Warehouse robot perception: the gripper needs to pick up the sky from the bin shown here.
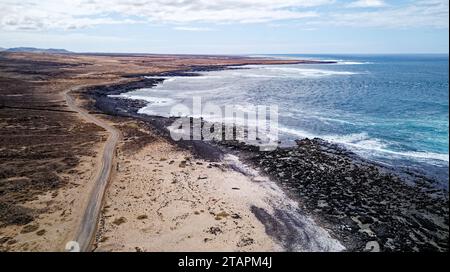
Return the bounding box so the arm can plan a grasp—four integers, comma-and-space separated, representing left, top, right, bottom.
0, 0, 448, 54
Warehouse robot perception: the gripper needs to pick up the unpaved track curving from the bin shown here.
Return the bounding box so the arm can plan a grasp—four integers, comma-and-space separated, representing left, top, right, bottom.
65, 87, 119, 252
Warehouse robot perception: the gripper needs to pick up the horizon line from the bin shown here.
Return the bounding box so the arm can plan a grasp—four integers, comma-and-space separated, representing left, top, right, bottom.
1, 48, 449, 56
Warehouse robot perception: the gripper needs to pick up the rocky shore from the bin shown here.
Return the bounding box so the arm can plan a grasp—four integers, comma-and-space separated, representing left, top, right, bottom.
218, 139, 449, 252
85, 67, 449, 252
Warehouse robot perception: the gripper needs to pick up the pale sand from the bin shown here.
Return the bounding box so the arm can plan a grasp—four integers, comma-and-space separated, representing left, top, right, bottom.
94, 120, 344, 252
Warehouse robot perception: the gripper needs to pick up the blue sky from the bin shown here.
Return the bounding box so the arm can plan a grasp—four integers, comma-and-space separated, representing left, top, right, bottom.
0, 0, 448, 54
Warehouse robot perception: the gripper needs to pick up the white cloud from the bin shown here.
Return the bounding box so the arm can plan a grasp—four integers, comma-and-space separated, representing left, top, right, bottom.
328, 0, 449, 28
347, 0, 386, 8
0, 0, 447, 31
0, 0, 329, 30
173, 26, 214, 31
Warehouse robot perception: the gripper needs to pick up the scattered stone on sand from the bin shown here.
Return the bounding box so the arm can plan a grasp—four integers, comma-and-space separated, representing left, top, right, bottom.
231, 213, 242, 219
215, 211, 230, 220
137, 215, 148, 220
252, 177, 267, 183
6, 239, 17, 245
237, 237, 255, 247
20, 224, 39, 234
36, 229, 46, 236
113, 217, 127, 225
206, 226, 223, 235
0, 237, 11, 244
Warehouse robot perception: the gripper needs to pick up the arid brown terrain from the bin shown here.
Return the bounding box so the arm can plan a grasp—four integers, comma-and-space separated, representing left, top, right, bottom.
0, 52, 305, 251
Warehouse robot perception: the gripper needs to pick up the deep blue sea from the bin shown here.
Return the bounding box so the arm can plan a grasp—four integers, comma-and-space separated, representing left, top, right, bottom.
114, 54, 449, 187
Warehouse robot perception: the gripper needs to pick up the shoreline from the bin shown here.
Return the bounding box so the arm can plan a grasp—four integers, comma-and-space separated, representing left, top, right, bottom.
3, 52, 333, 252
86, 66, 448, 187
91, 120, 344, 251
0, 52, 447, 252
82, 66, 346, 252
85, 66, 449, 252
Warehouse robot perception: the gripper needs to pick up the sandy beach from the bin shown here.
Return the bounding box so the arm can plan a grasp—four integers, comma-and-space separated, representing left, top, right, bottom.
93, 117, 342, 252
95, 120, 281, 252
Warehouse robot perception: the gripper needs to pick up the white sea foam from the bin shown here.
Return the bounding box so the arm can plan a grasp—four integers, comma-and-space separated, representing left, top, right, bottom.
323, 133, 388, 151
184, 75, 224, 80
314, 59, 373, 65
325, 133, 448, 162
323, 59, 372, 65
322, 134, 447, 163
245, 56, 371, 65
230, 73, 280, 79
314, 116, 357, 125
278, 126, 318, 139
338, 61, 372, 65
142, 76, 177, 83
145, 65, 359, 84
392, 151, 449, 163
137, 107, 166, 117
260, 67, 359, 77
279, 128, 449, 164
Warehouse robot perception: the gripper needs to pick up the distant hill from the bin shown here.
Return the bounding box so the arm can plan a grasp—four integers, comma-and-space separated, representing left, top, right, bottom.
0, 47, 5, 52
4, 47, 72, 54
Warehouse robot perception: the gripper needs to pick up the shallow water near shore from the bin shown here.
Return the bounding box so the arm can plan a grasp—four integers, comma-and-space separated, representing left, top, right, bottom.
113, 54, 449, 188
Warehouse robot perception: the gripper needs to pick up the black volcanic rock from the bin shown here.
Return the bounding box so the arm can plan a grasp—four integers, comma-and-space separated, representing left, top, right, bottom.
233, 138, 449, 252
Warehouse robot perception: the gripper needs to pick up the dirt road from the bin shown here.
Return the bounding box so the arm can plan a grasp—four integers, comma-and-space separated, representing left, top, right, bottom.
64, 87, 120, 252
